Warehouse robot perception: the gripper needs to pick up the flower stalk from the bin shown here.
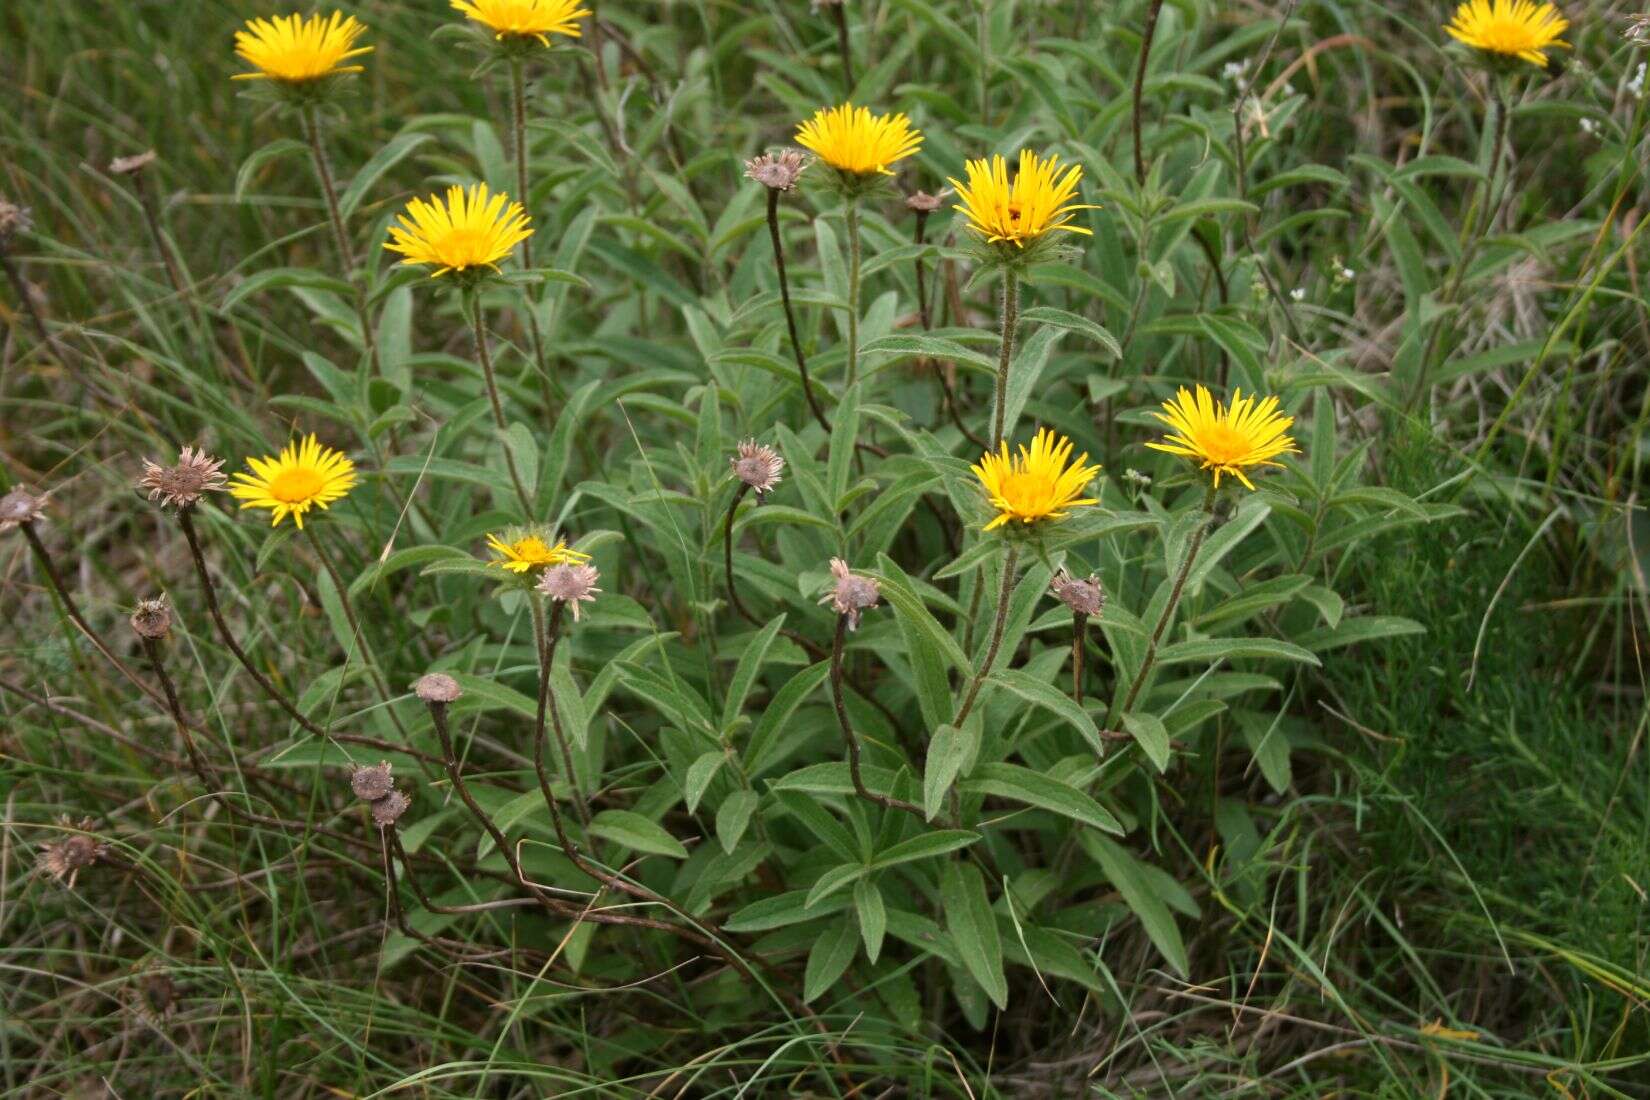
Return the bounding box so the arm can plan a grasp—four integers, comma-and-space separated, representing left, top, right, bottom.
302, 524, 411, 739
1131, 0, 1166, 186
508, 56, 554, 394
467, 294, 536, 516
533, 598, 590, 826
950, 544, 1020, 728
844, 195, 863, 388
989, 271, 1019, 449
299, 104, 382, 378
766, 187, 830, 432
830, 613, 922, 819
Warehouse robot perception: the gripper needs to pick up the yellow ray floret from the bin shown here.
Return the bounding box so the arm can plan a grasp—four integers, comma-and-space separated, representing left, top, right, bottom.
451, 0, 591, 44
383, 184, 533, 277
1146, 385, 1299, 490
972, 428, 1102, 531
794, 103, 923, 176
229, 435, 357, 529
233, 11, 372, 83
948, 150, 1096, 247
1444, 0, 1569, 67
485, 531, 591, 573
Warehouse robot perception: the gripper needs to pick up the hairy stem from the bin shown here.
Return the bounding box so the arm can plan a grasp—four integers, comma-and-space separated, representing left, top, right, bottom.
831, 615, 923, 819
990, 270, 1019, 450
844, 195, 862, 389
1131, 0, 1165, 186
303, 524, 410, 740
950, 544, 1020, 729
722, 482, 764, 628
1105, 483, 1217, 731
468, 296, 536, 516
768, 188, 831, 433
832, 3, 855, 92
535, 598, 590, 826
1072, 611, 1089, 705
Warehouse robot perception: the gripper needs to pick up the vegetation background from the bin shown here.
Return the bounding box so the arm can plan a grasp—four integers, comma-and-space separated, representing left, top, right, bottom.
2, 0, 1648, 1096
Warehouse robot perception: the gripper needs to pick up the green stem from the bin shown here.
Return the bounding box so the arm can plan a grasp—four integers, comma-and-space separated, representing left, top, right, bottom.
303, 524, 410, 741
845, 194, 862, 389
300, 105, 381, 378
950, 544, 1020, 729
468, 295, 535, 517
990, 270, 1019, 450
1104, 483, 1217, 732
831, 614, 923, 819
534, 598, 590, 827
1131, 0, 1166, 186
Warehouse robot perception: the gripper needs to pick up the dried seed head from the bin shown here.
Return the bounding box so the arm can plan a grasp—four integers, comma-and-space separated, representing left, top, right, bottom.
129, 596, 173, 640
135, 969, 178, 1023
1628, 14, 1650, 43
371, 789, 412, 828
0, 486, 48, 532
109, 150, 158, 176
731, 439, 785, 496
0, 199, 31, 244
350, 761, 395, 802
38, 817, 109, 888
1049, 569, 1105, 618
821, 558, 879, 630
413, 672, 463, 704
745, 149, 808, 192
138, 446, 227, 510
537, 562, 602, 621
905, 189, 945, 213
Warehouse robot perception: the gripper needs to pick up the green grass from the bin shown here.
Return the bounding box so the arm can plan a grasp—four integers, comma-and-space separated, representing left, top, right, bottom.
4, 0, 1649, 1096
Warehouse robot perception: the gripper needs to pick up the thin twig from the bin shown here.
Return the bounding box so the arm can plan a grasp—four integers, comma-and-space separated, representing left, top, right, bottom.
830, 615, 923, 819
951, 544, 1020, 728
767, 188, 831, 433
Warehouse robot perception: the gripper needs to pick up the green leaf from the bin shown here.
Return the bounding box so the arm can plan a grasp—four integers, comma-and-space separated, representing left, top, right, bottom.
872, 553, 971, 675
1081, 834, 1189, 976
1295, 616, 1425, 652
744, 662, 830, 779
855, 879, 887, 964
587, 810, 688, 859
803, 918, 859, 1004
339, 131, 431, 219
1154, 637, 1322, 668
715, 789, 760, 854
684, 751, 725, 814
806, 863, 866, 909
223, 268, 354, 313
234, 138, 306, 204
1018, 305, 1121, 359
1121, 713, 1171, 772
924, 724, 973, 822
870, 828, 980, 870
725, 889, 848, 932
959, 762, 1124, 833
721, 615, 785, 730
987, 669, 1101, 752
942, 862, 1008, 1010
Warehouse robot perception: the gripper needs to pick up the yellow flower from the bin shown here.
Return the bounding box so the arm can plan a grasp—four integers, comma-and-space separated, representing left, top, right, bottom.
1146, 385, 1298, 490
229, 435, 357, 528
232, 11, 371, 84
972, 428, 1101, 531
485, 531, 591, 573
451, 0, 591, 45
383, 184, 533, 278
1444, 0, 1569, 68
947, 150, 1096, 247
794, 103, 922, 177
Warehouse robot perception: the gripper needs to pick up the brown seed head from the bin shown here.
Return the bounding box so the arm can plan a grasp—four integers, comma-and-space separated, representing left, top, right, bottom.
0, 199, 31, 243
109, 150, 159, 176
905, 189, 945, 213
38, 817, 109, 888
413, 672, 463, 704
371, 789, 412, 828
130, 596, 173, 640
1049, 569, 1105, 618
350, 761, 395, 802
537, 562, 602, 621
0, 486, 48, 532
821, 557, 880, 630
744, 149, 808, 192
731, 439, 785, 496
138, 445, 227, 510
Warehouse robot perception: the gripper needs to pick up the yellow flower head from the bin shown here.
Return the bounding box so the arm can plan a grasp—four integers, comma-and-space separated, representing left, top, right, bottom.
1146, 385, 1299, 490
451, 0, 591, 45
794, 103, 923, 177
972, 428, 1101, 531
233, 11, 371, 84
383, 184, 533, 278
948, 150, 1096, 247
485, 530, 591, 573
1444, 0, 1569, 68
229, 434, 357, 528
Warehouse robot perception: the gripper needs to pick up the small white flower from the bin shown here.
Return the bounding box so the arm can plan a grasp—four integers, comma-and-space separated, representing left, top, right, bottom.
1220, 59, 1250, 84
1289, 287, 1306, 302
1629, 62, 1646, 98
1579, 117, 1601, 137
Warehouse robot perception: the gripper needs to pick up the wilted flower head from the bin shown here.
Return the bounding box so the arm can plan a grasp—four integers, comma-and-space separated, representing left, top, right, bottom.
0, 486, 48, 532
731, 440, 785, 496
129, 596, 173, 640
139, 445, 227, 510
371, 789, 412, 828
38, 818, 109, 888
745, 149, 809, 192
414, 672, 463, 704
1049, 570, 1105, 618
821, 558, 879, 630
0, 199, 31, 243
537, 562, 601, 621
109, 150, 158, 176
350, 761, 395, 802
904, 189, 945, 213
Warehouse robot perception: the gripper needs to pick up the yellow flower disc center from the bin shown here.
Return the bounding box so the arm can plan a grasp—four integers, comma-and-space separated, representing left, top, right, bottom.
1197, 423, 1255, 466
995, 471, 1049, 514
269, 467, 326, 503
